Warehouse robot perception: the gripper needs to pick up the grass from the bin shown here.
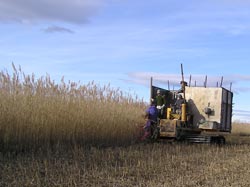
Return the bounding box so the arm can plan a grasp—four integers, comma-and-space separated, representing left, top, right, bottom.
1, 143, 250, 187
1, 64, 250, 186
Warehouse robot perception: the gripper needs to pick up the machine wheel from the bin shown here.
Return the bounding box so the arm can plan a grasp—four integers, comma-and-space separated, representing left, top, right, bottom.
211, 136, 226, 145
217, 136, 226, 145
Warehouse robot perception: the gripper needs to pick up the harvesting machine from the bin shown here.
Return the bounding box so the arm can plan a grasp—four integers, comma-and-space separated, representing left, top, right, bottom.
150, 64, 233, 144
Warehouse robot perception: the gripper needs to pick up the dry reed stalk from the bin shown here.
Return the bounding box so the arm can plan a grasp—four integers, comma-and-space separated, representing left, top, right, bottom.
232, 122, 250, 135
0, 64, 146, 151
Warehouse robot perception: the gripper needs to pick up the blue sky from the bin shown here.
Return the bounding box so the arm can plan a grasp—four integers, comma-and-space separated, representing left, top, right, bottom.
0, 0, 250, 122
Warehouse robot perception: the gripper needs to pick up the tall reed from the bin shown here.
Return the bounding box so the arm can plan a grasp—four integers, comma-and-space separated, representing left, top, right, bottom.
0, 64, 146, 151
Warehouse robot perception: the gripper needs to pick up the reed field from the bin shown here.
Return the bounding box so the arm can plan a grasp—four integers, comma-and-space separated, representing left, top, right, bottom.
1, 65, 250, 187
0, 64, 146, 151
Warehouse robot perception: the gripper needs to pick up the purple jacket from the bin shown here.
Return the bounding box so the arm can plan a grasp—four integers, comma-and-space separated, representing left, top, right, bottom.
145, 105, 158, 122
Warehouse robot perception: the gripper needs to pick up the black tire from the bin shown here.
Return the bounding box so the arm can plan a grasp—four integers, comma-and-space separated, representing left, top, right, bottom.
218, 136, 226, 145
211, 136, 226, 145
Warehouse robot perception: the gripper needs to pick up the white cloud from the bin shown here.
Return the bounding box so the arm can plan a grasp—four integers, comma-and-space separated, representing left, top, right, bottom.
43, 25, 74, 34
230, 74, 250, 81
0, 0, 103, 24
233, 109, 250, 122
127, 72, 250, 93
233, 87, 250, 94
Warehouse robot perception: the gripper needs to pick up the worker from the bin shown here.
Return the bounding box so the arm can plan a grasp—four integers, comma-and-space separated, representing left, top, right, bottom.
155, 89, 165, 118
141, 99, 158, 140
175, 94, 185, 114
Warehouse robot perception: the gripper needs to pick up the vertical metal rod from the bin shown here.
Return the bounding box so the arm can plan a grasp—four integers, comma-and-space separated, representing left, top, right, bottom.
168, 80, 170, 90
230, 82, 232, 91
150, 77, 153, 103
181, 63, 186, 102
220, 76, 224, 87
189, 75, 192, 87
204, 75, 207, 88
